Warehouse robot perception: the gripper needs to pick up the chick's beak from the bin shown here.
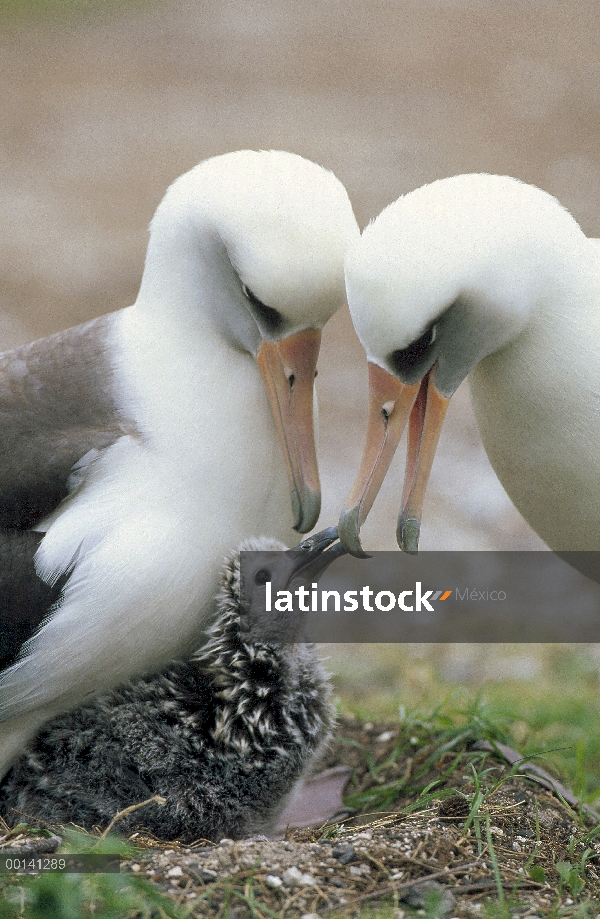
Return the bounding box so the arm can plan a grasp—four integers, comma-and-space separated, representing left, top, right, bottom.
286, 526, 347, 584
338, 362, 450, 557
257, 328, 322, 533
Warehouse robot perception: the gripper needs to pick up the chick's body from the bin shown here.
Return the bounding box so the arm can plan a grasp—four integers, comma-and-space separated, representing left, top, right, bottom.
0, 539, 334, 842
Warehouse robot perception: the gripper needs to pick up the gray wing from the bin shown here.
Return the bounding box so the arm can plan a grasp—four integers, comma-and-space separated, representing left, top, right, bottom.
0, 530, 68, 669
0, 312, 134, 529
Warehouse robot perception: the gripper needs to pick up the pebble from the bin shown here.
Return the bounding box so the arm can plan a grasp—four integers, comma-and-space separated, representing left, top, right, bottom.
376, 730, 396, 742
196, 868, 218, 882
167, 865, 183, 878
331, 842, 358, 864
282, 866, 316, 887
265, 875, 283, 889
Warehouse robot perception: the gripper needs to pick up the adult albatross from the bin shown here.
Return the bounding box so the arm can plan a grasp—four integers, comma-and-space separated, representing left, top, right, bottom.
338, 173, 600, 557
0, 150, 359, 778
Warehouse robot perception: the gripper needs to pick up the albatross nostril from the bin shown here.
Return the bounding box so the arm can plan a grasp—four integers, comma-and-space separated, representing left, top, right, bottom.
381, 400, 395, 422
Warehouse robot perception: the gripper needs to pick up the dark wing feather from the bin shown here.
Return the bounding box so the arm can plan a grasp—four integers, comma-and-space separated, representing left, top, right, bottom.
0, 530, 69, 669
0, 312, 134, 529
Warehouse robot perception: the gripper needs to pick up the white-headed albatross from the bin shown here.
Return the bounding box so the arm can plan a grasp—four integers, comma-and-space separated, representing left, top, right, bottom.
338, 173, 600, 559
0, 150, 359, 778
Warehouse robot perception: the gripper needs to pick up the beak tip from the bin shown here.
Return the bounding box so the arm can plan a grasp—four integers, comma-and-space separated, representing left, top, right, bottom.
297, 525, 339, 553
292, 488, 322, 534
338, 506, 372, 559
397, 516, 420, 555
288, 527, 346, 584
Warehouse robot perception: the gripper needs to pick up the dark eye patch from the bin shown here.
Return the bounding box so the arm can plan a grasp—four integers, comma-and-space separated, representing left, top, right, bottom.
388, 325, 436, 377
242, 284, 284, 334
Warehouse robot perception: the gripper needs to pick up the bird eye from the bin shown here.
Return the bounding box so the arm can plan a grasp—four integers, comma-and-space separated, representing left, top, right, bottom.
242, 283, 261, 305
242, 284, 284, 334
254, 568, 271, 586
388, 325, 436, 377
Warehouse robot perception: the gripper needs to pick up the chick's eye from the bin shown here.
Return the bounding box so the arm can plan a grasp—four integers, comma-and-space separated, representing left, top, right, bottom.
388, 325, 436, 376
254, 568, 271, 586
242, 284, 284, 333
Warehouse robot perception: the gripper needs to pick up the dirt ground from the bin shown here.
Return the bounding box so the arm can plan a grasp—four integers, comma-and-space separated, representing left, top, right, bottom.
2, 716, 600, 917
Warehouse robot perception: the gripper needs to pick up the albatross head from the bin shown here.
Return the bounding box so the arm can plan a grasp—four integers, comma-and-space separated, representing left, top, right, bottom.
141, 150, 359, 533
212, 526, 345, 647
338, 173, 586, 555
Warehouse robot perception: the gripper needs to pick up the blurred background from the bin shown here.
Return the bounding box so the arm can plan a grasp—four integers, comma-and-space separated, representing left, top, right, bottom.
2, 0, 600, 789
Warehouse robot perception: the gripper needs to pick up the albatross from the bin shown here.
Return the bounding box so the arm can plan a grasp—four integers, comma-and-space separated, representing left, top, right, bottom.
338, 173, 600, 557
0, 149, 359, 778
1, 530, 344, 842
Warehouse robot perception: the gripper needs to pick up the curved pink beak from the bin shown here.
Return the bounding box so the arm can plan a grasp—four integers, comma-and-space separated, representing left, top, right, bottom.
257, 329, 322, 533
339, 362, 450, 556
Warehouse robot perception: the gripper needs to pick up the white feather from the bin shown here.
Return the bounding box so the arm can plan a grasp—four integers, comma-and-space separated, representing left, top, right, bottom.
0, 150, 359, 777
345, 173, 600, 551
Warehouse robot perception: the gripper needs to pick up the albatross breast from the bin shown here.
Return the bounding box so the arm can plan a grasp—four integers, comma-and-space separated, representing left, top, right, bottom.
0, 150, 359, 779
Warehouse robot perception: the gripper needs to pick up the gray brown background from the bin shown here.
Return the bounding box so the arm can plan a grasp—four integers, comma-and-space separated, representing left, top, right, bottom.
2, 0, 599, 554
